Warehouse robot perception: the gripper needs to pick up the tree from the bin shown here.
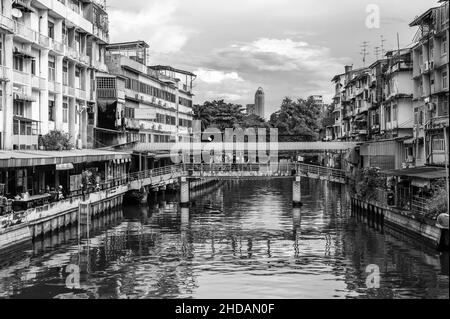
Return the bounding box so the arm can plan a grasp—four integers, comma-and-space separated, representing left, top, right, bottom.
193, 103, 213, 131
194, 100, 245, 131
269, 96, 322, 142
39, 130, 73, 151
241, 114, 271, 129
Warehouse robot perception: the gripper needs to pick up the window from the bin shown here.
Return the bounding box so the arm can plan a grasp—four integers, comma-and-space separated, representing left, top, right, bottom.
31, 59, 36, 76
48, 22, 54, 39
63, 102, 68, 123
140, 134, 146, 143
0, 41, 3, 65
442, 35, 447, 55
430, 41, 434, 59
385, 106, 391, 123
48, 58, 56, 82
75, 67, 81, 89
393, 105, 398, 121
438, 95, 449, 116
63, 61, 68, 85
432, 138, 445, 151
13, 101, 25, 116
0, 89, 2, 111
48, 100, 55, 121
442, 70, 448, 89
13, 55, 24, 71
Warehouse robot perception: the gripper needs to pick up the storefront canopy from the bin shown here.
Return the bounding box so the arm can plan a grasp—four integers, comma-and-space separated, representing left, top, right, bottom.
0, 149, 132, 168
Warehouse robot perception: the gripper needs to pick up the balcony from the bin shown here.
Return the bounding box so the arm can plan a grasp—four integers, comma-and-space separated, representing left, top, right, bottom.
63, 85, 75, 97
0, 66, 11, 82
91, 59, 108, 73
0, 14, 14, 34
93, 25, 109, 44
48, 81, 62, 93
13, 87, 36, 102
13, 22, 35, 43
50, 39, 65, 55
97, 88, 125, 100
32, 75, 46, 90
75, 88, 86, 100
13, 70, 32, 86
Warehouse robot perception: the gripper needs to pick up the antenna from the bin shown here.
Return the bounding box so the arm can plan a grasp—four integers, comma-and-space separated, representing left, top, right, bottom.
360, 41, 370, 67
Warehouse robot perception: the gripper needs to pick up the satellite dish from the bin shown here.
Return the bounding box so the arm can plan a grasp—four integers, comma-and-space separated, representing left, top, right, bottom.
12, 8, 23, 18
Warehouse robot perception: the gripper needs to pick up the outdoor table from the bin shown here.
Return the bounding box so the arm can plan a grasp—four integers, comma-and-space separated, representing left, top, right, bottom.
13, 194, 51, 211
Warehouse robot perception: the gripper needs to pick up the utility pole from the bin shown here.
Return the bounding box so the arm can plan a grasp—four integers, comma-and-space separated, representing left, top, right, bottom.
360, 41, 370, 67
374, 46, 381, 60
380, 35, 387, 56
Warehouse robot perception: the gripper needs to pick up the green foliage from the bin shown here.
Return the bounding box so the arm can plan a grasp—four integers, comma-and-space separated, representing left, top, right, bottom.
39, 130, 73, 151
193, 100, 246, 131
269, 97, 322, 142
354, 167, 385, 202
427, 183, 448, 216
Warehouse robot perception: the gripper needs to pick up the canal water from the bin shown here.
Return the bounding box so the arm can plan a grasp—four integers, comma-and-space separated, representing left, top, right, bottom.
0, 179, 448, 299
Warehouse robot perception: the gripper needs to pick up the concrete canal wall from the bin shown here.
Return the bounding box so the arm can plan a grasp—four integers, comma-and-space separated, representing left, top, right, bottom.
351, 198, 448, 250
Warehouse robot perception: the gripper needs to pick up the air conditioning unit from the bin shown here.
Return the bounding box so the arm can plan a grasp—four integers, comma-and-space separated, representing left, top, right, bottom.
424, 62, 430, 72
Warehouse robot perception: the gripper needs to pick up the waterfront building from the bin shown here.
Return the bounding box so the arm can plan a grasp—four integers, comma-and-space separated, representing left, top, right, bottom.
254, 87, 265, 119
95, 41, 196, 171
0, 0, 110, 151
410, 0, 449, 167
331, 73, 345, 140
0, 0, 132, 200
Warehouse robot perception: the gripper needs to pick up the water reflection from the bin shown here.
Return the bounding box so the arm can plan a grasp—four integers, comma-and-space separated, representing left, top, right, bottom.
0, 179, 448, 299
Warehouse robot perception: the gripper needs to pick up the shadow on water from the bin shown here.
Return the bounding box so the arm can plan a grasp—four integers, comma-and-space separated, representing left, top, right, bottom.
0, 179, 448, 299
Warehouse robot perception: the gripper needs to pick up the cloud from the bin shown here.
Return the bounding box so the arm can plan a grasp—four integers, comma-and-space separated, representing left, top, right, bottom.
108, 0, 195, 54
194, 68, 244, 84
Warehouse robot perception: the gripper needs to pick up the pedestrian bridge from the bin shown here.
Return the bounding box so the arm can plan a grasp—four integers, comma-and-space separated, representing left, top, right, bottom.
120, 163, 348, 206
121, 163, 347, 192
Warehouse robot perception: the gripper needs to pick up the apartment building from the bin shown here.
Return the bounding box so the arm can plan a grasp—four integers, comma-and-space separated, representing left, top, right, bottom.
338, 66, 371, 142
331, 73, 344, 140
95, 41, 196, 170
410, 0, 449, 167
0, 0, 109, 151
380, 49, 415, 141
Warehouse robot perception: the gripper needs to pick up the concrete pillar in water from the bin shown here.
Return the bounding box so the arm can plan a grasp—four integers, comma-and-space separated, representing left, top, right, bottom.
293, 176, 302, 207
181, 207, 189, 227
180, 177, 190, 207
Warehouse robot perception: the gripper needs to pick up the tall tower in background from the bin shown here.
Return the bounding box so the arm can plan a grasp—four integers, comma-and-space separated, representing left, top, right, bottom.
255, 87, 265, 119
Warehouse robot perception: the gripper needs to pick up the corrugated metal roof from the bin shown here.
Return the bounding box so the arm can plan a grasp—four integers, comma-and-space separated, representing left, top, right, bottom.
382, 166, 447, 180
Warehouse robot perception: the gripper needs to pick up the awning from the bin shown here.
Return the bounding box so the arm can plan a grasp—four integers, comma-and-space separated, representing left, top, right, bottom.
403, 138, 415, 145
56, 163, 74, 171
0, 149, 132, 168
13, 116, 40, 123
382, 166, 447, 180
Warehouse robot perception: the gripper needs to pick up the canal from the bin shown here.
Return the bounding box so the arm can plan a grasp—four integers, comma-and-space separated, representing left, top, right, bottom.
0, 179, 448, 299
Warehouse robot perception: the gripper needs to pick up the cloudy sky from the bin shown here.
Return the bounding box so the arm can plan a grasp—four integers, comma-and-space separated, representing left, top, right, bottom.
107, 0, 436, 117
